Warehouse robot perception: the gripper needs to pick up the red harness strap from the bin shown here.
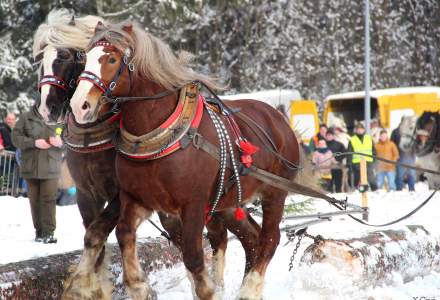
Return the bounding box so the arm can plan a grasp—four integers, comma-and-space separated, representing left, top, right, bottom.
122, 94, 204, 160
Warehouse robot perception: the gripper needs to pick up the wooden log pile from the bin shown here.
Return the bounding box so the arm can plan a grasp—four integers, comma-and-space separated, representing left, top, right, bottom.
301, 225, 440, 285
0, 238, 183, 300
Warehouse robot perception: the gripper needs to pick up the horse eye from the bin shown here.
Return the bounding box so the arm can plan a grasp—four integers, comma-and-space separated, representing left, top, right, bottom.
108, 57, 117, 64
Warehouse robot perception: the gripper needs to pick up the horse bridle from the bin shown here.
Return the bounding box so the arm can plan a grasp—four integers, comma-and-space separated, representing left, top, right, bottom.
38, 50, 85, 94
77, 41, 179, 104
415, 115, 439, 157
38, 49, 86, 118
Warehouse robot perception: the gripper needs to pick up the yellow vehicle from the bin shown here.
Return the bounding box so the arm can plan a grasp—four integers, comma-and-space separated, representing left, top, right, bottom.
221, 89, 320, 143
323, 87, 440, 132
290, 100, 319, 143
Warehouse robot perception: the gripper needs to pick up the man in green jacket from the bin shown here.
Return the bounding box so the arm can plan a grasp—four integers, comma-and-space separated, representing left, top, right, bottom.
12, 107, 63, 243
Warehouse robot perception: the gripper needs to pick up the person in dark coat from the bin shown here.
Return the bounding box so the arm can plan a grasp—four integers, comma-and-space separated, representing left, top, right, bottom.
326, 129, 346, 192
12, 107, 63, 243
0, 112, 17, 151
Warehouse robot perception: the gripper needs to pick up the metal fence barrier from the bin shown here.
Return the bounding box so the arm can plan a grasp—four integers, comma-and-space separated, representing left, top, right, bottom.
0, 150, 19, 197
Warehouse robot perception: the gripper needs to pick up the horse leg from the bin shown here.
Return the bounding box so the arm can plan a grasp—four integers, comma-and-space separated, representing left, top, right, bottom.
206, 213, 228, 289
62, 196, 120, 300
238, 189, 286, 300
116, 191, 154, 300
219, 209, 261, 276
181, 202, 218, 300
75, 189, 102, 229
157, 211, 182, 249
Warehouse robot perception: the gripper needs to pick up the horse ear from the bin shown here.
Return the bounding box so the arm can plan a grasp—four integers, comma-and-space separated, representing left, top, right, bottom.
69, 15, 75, 26
122, 23, 133, 33
95, 21, 105, 34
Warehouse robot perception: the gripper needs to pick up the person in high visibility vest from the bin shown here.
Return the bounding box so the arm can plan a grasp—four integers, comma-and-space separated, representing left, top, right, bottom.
347, 123, 377, 191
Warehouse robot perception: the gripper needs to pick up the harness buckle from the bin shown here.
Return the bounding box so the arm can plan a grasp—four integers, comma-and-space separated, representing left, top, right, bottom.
109, 81, 117, 91
192, 132, 202, 149
128, 63, 135, 72
123, 55, 129, 65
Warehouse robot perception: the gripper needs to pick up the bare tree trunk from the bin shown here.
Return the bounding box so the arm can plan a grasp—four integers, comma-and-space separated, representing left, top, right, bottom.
301, 225, 440, 286
0, 238, 185, 300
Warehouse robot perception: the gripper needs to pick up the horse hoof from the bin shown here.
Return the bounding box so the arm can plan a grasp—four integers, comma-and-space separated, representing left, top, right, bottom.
62, 272, 112, 300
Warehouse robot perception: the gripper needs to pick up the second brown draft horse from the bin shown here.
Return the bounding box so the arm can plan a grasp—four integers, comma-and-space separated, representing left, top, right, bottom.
70, 21, 300, 300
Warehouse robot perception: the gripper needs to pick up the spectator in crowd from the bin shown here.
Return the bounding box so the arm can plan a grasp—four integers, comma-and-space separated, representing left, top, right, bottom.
309, 124, 328, 152
0, 112, 17, 151
312, 139, 336, 191
326, 129, 346, 193
0, 113, 17, 190
347, 123, 377, 191
370, 119, 381, 144
12, 107, 63, 243
391, 124, 416, 191
375, 130, 399, 191
333, 126, 351, 149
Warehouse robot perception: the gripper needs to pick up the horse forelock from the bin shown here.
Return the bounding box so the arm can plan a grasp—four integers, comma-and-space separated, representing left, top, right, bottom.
88, 21, 222, 91
33, 9, 104, 59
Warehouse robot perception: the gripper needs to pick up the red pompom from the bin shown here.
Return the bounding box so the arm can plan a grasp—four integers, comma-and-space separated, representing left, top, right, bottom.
239, 140, 259, 155
241, 154, 253, 167
234, 207, 246, 221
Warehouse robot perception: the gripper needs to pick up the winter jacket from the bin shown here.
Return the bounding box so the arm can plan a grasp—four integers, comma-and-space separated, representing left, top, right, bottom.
12, 108, 63, 179
0, 122, 16, 151
347, 134, 376, 165
312, 149, 336, 179
375, 140, 399, 172
308, 133, 325, 152
326, 140, 346, 163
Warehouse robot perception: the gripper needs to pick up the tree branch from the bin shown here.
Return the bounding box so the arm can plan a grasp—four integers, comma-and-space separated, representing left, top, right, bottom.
100, 0, 145, 18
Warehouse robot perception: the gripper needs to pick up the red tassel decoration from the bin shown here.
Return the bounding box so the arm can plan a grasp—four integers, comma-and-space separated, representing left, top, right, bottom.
239, 140, 259, 155
234, 207, 246, 221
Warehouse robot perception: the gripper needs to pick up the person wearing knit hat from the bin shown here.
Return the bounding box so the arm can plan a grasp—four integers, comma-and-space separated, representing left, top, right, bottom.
347, 121, 377, 191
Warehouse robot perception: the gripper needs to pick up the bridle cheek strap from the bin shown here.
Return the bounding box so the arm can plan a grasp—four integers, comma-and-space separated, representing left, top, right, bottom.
38, 75, 68, 92
77, 71, 108, 93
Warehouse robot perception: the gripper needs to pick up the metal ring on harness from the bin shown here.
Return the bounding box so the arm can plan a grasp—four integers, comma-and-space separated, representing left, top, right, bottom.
109, 81, 116, 91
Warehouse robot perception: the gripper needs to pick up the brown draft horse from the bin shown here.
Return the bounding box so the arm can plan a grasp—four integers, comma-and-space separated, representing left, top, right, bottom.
34, 11, 270, 300
70, 21, 300, 300
34, 11, 182, 299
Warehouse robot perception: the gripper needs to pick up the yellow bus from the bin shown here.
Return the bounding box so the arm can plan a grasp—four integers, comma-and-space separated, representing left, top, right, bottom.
323, 87, 440, 132
221, 89, 320, 143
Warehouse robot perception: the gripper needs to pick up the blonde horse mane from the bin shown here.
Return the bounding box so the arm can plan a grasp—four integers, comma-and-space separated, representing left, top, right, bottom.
89, 21, 223, 91
33, 9, 104, 58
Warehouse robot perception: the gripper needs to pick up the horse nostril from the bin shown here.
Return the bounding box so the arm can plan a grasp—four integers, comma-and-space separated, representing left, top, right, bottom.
81, 101, 91, 110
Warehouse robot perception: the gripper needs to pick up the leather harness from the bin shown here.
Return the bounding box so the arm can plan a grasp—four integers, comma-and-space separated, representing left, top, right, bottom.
116, 83, 204, 160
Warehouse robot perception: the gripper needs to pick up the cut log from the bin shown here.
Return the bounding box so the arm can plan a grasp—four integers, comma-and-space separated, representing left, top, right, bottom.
300, 225, 440, 285
0, 238, 185, 300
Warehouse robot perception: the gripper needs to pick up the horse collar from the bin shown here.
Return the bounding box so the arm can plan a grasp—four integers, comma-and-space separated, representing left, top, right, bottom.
62, 112, 120, 153
116, 83, 203, 160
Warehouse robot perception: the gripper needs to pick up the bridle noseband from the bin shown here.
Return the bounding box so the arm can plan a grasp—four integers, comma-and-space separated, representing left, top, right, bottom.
38, 50, 84, 94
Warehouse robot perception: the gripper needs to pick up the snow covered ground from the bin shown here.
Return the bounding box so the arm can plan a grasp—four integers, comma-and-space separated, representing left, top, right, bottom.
1, 183, 440, 299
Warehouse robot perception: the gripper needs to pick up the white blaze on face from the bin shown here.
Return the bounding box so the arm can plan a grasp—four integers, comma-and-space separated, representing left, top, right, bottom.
39, 45, 58, 121
70, 46, 106, 123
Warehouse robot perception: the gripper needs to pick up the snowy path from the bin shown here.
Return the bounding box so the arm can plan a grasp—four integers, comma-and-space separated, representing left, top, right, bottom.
1, 184, 440, 299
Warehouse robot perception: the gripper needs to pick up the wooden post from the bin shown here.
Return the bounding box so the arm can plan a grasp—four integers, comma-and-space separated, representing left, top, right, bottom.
360, 157, 369, 221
